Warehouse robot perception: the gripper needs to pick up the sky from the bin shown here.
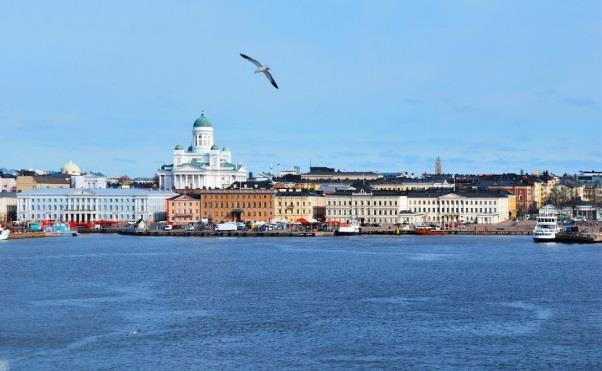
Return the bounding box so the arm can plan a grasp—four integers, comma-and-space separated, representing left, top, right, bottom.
1, 0, 601, 177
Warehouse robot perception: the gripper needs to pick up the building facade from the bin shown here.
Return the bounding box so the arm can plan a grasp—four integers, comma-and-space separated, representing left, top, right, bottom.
17, 189, 176, 223
71, 173, 107, 189
0, 192, 17, 222
166, 194, 202, 224
325, 187, 408, 225
16, 175, 71, 192
195, 189, 275, 223
274, 189, 325, 222
407, 190, 511, 224
1, 175, 17, 193
157, 112, 248, 190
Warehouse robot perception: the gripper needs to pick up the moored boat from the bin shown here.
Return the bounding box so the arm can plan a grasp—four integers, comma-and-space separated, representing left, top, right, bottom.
414, 226, 446, 235
44, 223, 78, 237
532, 215, 559, 242
335, 222, 360, 236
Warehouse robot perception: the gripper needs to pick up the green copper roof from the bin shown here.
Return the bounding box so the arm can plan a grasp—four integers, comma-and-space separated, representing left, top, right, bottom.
174, 144, 183, 150
211, 144, 219, 150
187, 146, 193, 152
193, 112, 212, 128
222, 145, 229, 151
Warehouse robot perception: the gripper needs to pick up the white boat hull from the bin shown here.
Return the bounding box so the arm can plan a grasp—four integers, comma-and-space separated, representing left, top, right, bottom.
0, 229, 10, 240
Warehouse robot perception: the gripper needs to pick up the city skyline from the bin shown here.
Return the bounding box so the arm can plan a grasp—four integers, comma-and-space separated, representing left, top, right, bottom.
2, 1, 601, 176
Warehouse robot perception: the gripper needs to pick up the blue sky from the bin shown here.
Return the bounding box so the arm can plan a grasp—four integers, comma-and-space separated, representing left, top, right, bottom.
1, 1, 600, 176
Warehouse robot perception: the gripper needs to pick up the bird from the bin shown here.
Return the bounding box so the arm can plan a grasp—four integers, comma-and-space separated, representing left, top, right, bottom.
240, 53, 279, 89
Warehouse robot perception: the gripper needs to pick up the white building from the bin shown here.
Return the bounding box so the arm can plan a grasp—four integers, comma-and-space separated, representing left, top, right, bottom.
1, 176, 17, 192
325, 186, 408, 225
17, 188, 176, 223
157, 112, 248, 190
407, 190, 511, 224
71, 173, 107, 189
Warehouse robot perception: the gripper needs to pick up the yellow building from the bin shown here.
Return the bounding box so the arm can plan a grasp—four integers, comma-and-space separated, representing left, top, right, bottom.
16, 175, 71, 192
274, 189, 325, 222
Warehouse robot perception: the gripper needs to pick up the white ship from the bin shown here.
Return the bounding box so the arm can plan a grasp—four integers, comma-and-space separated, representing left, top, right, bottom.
532, 215, 559, 242
335, 219, 360, 236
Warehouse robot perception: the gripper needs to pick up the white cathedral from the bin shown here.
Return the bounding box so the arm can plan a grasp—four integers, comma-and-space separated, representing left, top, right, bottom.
157, 112, 248, 190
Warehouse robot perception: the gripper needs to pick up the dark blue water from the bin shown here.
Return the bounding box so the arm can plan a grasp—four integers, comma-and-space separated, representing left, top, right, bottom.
1, 235, 601, 370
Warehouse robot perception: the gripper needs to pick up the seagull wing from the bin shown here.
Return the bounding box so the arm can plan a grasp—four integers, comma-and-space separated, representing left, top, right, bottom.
263, 71, 279, 89
240, 53, 262, 67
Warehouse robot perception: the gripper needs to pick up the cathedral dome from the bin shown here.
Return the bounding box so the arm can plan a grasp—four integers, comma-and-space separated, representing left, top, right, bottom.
211, 144, 219, 150
174, 144, 183, 150
222, 145, 230, 151
61, 160, 81, 175
193, 112, 212, 128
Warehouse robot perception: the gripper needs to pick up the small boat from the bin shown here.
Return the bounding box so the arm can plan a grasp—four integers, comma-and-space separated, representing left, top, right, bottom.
414, 226, 446, 235
0, 227, 10, 241
44, 223, 78, 237
335, 221, 360, 235
532, 215, 559, 242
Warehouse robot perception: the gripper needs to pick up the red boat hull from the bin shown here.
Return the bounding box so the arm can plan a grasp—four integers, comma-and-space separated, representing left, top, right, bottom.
414, 228, 446, 235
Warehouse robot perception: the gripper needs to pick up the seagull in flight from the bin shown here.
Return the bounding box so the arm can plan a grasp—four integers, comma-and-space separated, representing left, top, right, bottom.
240, 53, 279, 89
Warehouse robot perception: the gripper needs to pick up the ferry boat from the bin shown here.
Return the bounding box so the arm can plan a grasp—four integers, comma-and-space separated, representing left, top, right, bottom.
414, 226, 446, 235
0, 226, 10, 240
335, 221, 360, 236
532, 215, 559, 242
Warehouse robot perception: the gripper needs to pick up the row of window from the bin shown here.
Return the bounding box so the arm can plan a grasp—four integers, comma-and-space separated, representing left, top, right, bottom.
27, 205, 145, 212
327, 209, 398, 216
410, 199, 497, 206
413, 207, 497, 214
327, 200, 399, 206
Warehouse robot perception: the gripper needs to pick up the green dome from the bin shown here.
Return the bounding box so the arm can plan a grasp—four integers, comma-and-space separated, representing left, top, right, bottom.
193, 112, 212, 128
222, 145, 230, 151
211, 144, 219, 150
174, 144, 183, 150
187, 146, 193, 152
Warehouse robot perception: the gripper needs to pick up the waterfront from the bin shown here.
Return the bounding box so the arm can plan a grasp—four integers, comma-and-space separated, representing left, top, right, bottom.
1, 235, 601, 369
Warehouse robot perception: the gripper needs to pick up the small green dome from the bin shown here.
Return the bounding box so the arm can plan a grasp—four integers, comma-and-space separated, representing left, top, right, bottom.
222, 145, 230, 151
211, 144, 219, 150
174, 144, 183, 150
193, 112, 212, 128
187, 146, 193, 152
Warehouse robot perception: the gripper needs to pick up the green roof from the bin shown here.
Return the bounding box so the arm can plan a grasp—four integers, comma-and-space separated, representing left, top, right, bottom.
187, 146, 193, 152
193, 112, 212, 128
174, 144, 183, 150
222, 145, 229, 151
211, 144, 219, 150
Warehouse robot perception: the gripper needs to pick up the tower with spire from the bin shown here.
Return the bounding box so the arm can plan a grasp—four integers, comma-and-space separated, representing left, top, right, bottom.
435, 156, 443, 176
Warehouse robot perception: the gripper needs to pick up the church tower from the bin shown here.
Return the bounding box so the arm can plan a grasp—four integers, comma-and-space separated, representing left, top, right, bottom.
191, 111, 214, 153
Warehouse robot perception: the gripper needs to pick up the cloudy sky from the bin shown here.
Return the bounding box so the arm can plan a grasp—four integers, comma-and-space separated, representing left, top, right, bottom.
1, 1, 600, 176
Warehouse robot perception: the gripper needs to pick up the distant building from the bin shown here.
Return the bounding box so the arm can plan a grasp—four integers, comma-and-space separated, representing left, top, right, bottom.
157, 112, 248, 190
71, 173, 107, 189
301, 167, 382, 182
192, 188, 275, 223
17, 188, 176, 223
371, 178, 454, 191
166, 194, 201, 224
274, 189, 325, 222
325, 185, 408, 226
61, 160, 81, 176
0, 175, 16, 192
407, 190, 511, 224
16, 175, 71, 192
0, 192, 17, 222
435, 156, 442, 175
